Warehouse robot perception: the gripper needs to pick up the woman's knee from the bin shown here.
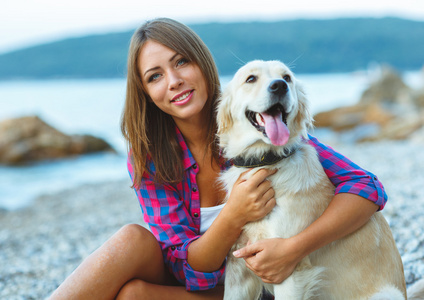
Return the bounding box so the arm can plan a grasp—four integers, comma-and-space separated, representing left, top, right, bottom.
103, 224, 162, 269
114, 224, 158, 250
111, 224, 165, 281
117, 223, 152, 239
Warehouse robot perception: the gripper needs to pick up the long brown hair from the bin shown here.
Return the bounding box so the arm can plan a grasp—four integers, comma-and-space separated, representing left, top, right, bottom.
121, 18, 221, 187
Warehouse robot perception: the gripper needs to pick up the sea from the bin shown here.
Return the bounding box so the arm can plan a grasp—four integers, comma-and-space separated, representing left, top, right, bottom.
0, 71, 422, 210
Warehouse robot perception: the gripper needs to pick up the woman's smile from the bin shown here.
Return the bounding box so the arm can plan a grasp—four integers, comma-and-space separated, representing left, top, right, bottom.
171, 89, 194, 105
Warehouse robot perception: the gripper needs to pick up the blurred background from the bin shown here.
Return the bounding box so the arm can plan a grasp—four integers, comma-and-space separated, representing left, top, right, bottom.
0, 1, 423, 208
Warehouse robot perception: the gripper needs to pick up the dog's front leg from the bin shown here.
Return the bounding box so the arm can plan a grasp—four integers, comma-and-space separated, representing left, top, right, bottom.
273, 257, 325, 300
224, 254, 263, 300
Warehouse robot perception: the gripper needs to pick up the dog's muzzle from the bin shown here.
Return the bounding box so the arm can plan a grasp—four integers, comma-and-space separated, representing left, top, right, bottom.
244, 79, 292, 146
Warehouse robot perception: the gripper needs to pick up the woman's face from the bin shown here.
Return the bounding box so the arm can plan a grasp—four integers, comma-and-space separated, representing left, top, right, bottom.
138, 40, 209, 124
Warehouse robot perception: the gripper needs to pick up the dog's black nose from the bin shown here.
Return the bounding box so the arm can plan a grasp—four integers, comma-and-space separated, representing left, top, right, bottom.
268, 79, 288, 96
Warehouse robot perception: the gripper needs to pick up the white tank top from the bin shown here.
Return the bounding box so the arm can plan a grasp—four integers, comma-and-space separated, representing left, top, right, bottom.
199, 203, 226, 234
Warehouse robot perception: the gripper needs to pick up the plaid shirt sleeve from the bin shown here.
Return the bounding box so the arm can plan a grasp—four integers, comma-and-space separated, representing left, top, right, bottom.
127, 154, 225, 291
307, 134, 387, 210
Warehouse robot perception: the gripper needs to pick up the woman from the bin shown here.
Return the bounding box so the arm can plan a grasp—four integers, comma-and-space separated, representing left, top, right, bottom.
50, 18, 386, 299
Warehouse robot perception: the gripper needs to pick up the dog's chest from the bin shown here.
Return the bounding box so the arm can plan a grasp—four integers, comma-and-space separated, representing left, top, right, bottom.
242, 203, 306, 241
224, 154, 334, 242
242, 189, 327, 242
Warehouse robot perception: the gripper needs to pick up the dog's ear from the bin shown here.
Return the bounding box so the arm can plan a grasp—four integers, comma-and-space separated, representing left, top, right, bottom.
216, 88, 234, 136
294, 82, 314, 136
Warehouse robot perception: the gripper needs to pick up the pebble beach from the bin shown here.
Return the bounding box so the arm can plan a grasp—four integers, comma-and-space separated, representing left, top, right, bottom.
1, 137, 424, 299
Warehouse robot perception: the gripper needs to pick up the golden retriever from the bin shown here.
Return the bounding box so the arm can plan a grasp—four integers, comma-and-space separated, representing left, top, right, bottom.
217, 60, 410, 299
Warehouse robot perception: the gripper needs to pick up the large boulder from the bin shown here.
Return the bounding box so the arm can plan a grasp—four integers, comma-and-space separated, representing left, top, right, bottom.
313, 103, 394, 132
314, 65, 424, 142
359, 66, 414, 106
0, 116, 115, 165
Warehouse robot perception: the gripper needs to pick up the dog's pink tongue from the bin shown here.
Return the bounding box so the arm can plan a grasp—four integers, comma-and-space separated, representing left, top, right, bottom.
261, 112, 290, 146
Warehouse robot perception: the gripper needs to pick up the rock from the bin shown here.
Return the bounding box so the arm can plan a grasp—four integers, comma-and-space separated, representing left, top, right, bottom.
0, 116, 115, 165
313, 105, 366, 131
362, 102, 396, 125
360, 111, 424, 142
314, 64, 424, 142
313, 103, 394, 132
360, 65, 414, 106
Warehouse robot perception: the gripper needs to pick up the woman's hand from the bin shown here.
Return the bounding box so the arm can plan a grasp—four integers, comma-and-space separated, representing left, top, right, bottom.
233, 238, 301, 284
224, 168, 277, 227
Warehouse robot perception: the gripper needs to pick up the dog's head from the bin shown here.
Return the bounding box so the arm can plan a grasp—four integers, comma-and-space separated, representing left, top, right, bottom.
217, 60, 313, 158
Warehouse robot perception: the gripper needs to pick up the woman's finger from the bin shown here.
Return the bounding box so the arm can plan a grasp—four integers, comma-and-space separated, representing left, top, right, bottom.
247, 168, 276, 187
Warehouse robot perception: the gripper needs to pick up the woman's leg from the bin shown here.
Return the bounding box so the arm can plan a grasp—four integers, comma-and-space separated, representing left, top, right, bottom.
50, 224, 224, 299
116, 279, 224, 300
49, 224, 169, 300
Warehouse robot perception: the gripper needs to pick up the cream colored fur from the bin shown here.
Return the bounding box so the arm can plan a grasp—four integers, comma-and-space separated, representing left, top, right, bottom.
217, 60, 410, 299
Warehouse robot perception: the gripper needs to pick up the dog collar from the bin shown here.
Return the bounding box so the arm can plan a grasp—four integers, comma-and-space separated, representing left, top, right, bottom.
231, 147, 298, 168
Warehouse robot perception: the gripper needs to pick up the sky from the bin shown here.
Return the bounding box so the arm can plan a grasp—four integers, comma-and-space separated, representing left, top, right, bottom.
1, 0, 424, 54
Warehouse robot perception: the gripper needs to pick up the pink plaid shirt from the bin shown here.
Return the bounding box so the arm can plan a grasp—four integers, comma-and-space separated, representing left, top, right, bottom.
127, 127, 387, 291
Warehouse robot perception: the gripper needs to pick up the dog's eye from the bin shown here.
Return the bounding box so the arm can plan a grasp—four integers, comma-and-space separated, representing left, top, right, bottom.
283, 75, 291, 83
246, 75, 257, 83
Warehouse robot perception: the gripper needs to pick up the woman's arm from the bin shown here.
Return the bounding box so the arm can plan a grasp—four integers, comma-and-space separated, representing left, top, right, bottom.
308, 134, 387, 210
187, 168, 276, 272
234, 193, 378, 283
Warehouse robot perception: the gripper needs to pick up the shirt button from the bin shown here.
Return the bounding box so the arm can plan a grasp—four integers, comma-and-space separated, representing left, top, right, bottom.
192, 187, 197, 192
171, 246, 176, 250
193, 212, 199, 218
193, 164, 197, 169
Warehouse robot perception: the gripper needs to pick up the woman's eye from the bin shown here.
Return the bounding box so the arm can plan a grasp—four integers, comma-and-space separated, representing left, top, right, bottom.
246, 75, 257, 83
177, 58, 188, 66
148, 73, 161, 83
283, 75, 291, 82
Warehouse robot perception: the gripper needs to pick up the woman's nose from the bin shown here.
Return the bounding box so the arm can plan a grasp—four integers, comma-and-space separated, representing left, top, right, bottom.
168, 71, 183, 90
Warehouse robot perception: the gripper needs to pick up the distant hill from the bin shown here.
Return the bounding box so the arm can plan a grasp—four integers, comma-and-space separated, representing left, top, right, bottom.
0, 17, 423, 79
